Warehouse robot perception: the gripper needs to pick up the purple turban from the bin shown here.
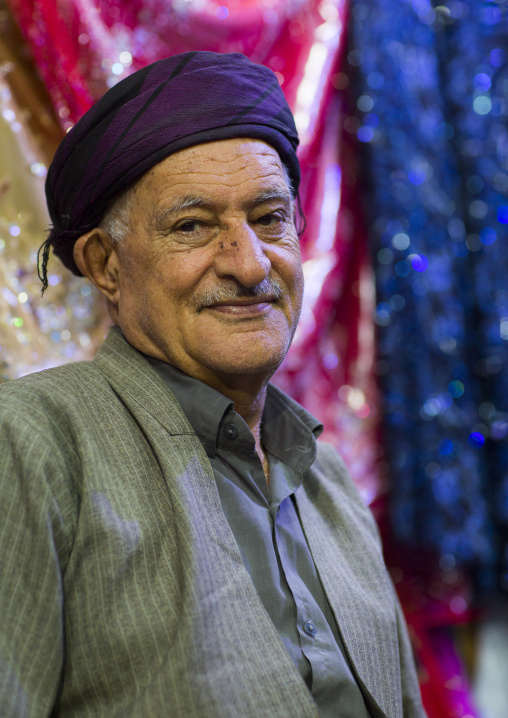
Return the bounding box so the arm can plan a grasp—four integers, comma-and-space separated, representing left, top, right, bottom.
40, 51, 300, 288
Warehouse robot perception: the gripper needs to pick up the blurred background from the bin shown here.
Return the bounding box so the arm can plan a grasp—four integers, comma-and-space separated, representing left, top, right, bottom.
0, 0, 507, 715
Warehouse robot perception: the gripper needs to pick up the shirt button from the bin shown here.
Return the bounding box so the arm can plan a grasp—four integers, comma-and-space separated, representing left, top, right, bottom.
303, 620, 317, 637
223, 423, 239, 440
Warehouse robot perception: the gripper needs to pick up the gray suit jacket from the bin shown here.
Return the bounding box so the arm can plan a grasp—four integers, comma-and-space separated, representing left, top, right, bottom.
0, 328, 424, 718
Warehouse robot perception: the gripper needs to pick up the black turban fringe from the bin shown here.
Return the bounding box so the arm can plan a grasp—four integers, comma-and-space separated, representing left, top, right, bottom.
40, 51, 300, 292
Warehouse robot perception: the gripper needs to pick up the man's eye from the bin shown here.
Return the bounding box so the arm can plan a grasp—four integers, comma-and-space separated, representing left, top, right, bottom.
256, 213, 282, 226
177, 220, 202, 233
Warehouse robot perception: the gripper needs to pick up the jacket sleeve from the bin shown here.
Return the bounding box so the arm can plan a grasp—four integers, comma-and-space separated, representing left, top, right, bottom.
0, 397, 74, 718
360, 487, 427, 718
361, 492, 428, 718
393, 589, 428, 718
360, 494, 426, 717
311, 441, 427, 718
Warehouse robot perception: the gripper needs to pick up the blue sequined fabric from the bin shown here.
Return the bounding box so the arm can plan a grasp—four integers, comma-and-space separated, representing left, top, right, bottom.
348, 0, 508, 593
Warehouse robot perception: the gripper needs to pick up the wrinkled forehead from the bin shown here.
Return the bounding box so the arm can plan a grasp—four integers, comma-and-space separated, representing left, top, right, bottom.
137, 138, 294, 201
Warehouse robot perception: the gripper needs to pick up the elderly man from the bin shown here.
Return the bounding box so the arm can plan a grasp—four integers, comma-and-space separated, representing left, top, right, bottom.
0, 53, 424, 717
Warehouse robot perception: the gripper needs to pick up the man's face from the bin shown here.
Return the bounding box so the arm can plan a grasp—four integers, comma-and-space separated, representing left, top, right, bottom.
109, 138, 304, 387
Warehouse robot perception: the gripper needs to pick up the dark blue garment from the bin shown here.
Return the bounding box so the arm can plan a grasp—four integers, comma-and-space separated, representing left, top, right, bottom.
348, 0, 508, 592
146, 356, 371, 718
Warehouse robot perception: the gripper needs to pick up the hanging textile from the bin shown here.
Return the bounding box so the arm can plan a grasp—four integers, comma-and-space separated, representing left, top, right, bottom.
347, 0, 508, 594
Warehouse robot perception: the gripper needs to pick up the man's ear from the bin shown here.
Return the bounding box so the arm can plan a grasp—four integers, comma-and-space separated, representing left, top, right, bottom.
73, 229, 121, 305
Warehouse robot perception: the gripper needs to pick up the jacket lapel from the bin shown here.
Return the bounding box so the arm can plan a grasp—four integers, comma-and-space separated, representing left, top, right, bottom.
93, 328, 194, 437
295, 449, 402, 718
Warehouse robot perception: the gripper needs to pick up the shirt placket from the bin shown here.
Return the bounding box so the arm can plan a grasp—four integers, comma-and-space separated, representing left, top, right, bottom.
271, 495, 330, 683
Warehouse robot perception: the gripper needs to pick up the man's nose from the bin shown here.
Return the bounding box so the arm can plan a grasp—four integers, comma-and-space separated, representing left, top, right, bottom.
213, 223, 271, 287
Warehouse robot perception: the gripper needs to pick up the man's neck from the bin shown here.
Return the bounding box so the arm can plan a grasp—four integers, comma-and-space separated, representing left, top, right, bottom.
197, 374, 273, 486
231, 386, 267, 464
189, 375, 272, 487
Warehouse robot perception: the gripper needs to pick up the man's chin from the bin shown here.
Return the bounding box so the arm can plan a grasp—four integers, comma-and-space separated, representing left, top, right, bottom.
206, 355, 285, 379
189, 323, 295, 380
195, 341, 290, 381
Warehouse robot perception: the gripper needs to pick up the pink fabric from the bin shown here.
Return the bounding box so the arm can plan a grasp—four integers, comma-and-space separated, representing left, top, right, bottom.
9, 1, 481, 715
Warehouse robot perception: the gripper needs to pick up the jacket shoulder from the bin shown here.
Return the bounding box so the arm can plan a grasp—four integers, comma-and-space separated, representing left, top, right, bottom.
0, 360, 110, 424
312, 440, 382, 543
314, 441, 368, 504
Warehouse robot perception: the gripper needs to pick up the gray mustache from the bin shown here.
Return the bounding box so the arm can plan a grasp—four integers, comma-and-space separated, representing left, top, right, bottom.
193, 278, 283, 311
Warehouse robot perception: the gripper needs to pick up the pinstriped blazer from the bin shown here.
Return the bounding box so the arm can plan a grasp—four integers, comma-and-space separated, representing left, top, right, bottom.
0, 328, 424, 718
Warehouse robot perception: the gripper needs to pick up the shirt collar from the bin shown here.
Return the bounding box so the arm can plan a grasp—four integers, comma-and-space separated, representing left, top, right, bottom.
143, 354, 323, 473
144, 355, 233, 458
263, 384, 323, 474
